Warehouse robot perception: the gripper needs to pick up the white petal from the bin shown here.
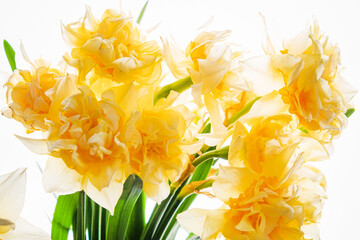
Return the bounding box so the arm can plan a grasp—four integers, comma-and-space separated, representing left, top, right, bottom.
161, 38, 192, 79
0, 218, 50, 240
83, 171, 124, 215
239, 56, 284, 96
0, 168, 26, 223
42, 157, 81, 194
177, 208, 226, 239
15, 135, 48, 155
204, 94, 226, 134
177, 208, 208, 237
302, 223, 320, 240
240, 91, 288, 123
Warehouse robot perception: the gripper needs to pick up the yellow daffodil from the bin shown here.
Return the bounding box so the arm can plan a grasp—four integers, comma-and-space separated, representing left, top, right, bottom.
3, 60, 77, 133
229, 114, 329, 174
17, 85, 134, 214
275, 21, 356, 139
242, 19, 356, 141
162, 30, 249, 133
44, 86, 133, 213
62, 7, 162, 96
178, 162, 326, 240
121, 96, 202, 202
0, 168, 49, 240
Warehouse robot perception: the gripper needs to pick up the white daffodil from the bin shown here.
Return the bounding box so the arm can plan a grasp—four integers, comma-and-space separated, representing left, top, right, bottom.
0, 168, 50, 240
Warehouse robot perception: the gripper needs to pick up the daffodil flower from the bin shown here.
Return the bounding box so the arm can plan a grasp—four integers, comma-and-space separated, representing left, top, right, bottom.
62, 7, 162, 97
240, 19, 357, 141
162, 30, 250, 134
3, 57, 77, 133
0, 168, 49, 240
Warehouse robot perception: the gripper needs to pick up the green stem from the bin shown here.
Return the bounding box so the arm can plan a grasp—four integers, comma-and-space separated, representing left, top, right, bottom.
226, 96, 262, 126
153, 76, 192, 105
192, 146, 229, 167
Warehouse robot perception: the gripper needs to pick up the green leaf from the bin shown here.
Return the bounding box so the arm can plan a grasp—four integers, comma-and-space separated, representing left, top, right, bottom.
51, 192, 79, 240
90, 201, 100, 240
3, 40, 16, 71
85, 195, 93, 240
345, 108, 355, 118
99, 206, 109, 240
136, 0, 149, 24
163, 159, 214, 240
107, 174, 143, 240
76, 191, 86, 240
186, 233, 200, 240
127, 191, 146, 240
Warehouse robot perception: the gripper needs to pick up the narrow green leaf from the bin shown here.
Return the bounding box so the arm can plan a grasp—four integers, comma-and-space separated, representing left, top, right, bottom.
90, 201, 100, 240
163, 159, 214, 240
201, 122, 211, 134
345, 108, 355, 118
107, 174, 143, 240
99, 206, 109, 240
72, 209, 78, 240
127, 191, 146, 240
51, 192, 79, 240
140, 199, 170, 240
76, 191, 86, 240
136, 0, 149, 24
186, 233, 200, 240
3, 40, 16, 71
85, 195, 93, 240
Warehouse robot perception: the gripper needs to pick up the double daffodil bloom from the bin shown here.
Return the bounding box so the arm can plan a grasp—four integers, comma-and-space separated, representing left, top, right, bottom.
178, 113, 328, 239
18, 84, 202, 209
241, 20, 356, 141
18, 86, 133, 214
3, 60, 77, 133
163, 30, 249, 133
122, 92, 203, 203
178, 162, 326, 239
229, 114, 330, 171
0, 168, 49, 240
62, 7, 162, 96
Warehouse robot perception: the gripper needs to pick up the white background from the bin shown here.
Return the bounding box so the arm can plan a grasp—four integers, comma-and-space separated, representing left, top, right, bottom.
0, 0, 359, 239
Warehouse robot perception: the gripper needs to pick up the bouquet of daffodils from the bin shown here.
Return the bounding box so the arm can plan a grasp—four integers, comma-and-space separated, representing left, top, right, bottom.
0, 2, 356, 240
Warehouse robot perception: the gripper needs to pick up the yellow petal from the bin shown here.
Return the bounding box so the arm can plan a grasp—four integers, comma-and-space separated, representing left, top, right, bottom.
83, 170, 124, 215
213, 166, 257, 203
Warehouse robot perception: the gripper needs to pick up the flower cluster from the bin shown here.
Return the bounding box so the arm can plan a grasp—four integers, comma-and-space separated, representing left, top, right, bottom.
176, 21, 355, 239
2, 5, 355, 239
